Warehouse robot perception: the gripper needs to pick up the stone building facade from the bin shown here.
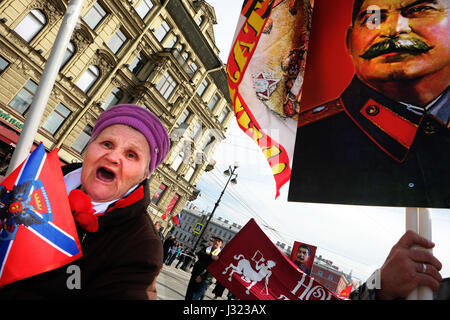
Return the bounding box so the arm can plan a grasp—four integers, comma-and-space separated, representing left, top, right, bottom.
169, 203, 242, 250
0, 0, 233, 232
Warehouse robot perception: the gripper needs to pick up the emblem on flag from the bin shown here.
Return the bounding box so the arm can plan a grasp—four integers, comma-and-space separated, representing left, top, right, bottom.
0, 143, 82, 286
207, 219, 342, 300
226, 0, 314, 197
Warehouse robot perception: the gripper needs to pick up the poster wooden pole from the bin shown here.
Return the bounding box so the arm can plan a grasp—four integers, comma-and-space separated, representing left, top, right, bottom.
418, 208, 433, 300
405, 207, 434, 300
405, 207, 419, 300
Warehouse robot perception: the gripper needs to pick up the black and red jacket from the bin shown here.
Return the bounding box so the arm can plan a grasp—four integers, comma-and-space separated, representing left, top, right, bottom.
289, 77, 450, 208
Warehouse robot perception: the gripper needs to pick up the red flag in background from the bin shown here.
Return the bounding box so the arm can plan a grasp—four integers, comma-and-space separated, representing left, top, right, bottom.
0, 143, 82, 286
339, 284, 353, 298
164, 193, 179, 223
172, 214, 181, 227
207, 219, 341, 300
226, 0, 314, 198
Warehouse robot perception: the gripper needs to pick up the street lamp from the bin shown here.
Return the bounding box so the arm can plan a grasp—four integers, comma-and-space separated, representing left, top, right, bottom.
192, 162, 239, 253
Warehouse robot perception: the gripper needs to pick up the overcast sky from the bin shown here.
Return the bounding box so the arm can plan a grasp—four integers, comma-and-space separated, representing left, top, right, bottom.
191, 0, 450, 283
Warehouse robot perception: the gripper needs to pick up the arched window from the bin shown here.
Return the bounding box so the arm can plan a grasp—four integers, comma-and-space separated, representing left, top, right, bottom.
14, 9, 46, 42
76, 65, 100, 92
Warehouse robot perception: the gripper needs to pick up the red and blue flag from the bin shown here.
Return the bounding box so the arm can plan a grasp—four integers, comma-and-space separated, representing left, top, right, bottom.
172, 213, 181, 227
0, 143, 82, 286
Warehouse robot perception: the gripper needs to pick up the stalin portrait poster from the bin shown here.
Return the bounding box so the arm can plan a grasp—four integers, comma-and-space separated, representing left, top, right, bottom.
288, 0, 450, 208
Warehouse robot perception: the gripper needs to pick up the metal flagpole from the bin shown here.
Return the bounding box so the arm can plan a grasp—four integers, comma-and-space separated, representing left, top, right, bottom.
5, 0, 85, 177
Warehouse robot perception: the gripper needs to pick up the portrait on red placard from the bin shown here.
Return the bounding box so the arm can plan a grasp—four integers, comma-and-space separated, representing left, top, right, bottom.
288, 0, 450, 208
290, 241, 316, 275
206, 219, 341, 300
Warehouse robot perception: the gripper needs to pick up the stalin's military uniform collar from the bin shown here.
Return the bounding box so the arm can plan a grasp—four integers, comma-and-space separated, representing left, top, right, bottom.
340, 76, 449, 163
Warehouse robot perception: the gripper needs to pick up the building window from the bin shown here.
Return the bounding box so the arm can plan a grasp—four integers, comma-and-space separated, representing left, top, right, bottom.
107, 28, 127, 54
171, 152, 184, 171
0, 55, 10, 74
218, 108, 230, 123
177, 109, 190, 125
184, 164, 195, 181
196, 16, 203, 27
328, 274, 333, 281
156, 71, 177, 100
196, 79, 208, 97
101, 87, 123, 110
151, 183, 167, 204
208, 94, 220, 111
153, 20, 171, 42
42, 103, 72, 135
202, 135, 216, 150
9, 79, 38, 115
317, 270, 323, 277
60, 41, 76, 70
181, 52, 189, 62
189, 62, 198, 74
128, 52, 147, 75
14, 9, 46, 42
175, 43, 184, 55
191, 121, 202, 140
76, 65, 100, 92
166, 35, 178, 49
135, 0, 154, 19
82, 2, 107, 30
72, 124, 93, 154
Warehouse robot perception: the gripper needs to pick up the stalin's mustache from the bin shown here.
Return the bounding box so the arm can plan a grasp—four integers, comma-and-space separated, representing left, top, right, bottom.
360, 37, 433, 60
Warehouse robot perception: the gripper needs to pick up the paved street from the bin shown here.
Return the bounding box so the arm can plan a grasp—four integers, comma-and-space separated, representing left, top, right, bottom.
155, 263, 227, 300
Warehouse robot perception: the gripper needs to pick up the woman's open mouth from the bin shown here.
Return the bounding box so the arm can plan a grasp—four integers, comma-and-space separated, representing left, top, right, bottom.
96, 167, 116, 183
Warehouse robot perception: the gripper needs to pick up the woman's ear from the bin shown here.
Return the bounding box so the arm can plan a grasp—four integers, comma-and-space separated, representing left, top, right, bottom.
142, 166, 150, 182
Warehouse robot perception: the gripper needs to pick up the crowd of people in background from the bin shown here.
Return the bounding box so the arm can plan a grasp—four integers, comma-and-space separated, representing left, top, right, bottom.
156, 221, 235, 300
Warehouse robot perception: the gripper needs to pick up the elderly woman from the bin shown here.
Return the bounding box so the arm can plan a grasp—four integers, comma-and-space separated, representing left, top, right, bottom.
0, 104, 169, 299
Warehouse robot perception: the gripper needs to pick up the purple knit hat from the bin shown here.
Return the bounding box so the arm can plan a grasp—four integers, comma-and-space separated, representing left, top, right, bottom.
90, 104, 170, 174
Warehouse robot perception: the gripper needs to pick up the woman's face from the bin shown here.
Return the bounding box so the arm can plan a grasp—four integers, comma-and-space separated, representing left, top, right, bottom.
81, 124, 150, 202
